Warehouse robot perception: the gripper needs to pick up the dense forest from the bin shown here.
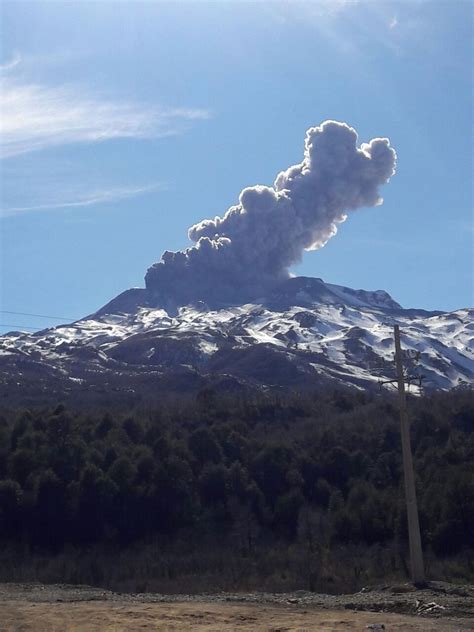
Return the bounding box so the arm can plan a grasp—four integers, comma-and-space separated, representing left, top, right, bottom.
0, 387, 472, 593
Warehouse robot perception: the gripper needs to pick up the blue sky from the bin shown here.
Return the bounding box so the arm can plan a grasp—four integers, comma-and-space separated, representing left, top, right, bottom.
1, 0, 472, 332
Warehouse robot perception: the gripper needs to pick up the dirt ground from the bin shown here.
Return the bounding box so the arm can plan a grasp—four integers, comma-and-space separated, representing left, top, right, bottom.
0, 583, 473, 631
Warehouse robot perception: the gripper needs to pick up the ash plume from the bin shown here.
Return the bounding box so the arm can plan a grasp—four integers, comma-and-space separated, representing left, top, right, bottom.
145, 120, 396, 306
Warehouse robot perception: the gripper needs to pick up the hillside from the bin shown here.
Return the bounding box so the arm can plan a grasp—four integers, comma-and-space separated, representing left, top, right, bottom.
0, 277, 472, 407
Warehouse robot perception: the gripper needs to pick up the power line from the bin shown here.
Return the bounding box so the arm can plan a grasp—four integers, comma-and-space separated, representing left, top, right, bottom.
0, 323, 42, 331
0, 310, 76, 321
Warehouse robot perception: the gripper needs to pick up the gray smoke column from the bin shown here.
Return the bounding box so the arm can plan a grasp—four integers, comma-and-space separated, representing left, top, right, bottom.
145, 120, 396, 305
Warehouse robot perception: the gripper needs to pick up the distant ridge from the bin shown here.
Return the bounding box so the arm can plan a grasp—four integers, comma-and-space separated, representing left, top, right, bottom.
0, 276, 471, 407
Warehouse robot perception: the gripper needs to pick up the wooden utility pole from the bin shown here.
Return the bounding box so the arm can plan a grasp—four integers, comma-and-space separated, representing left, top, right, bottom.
394, 324, 426, 585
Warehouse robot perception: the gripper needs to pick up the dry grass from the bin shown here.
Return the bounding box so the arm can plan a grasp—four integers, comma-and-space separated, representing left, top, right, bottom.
1, 600, 472, 632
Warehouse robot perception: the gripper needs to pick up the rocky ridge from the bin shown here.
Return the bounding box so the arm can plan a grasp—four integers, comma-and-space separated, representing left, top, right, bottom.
0, 277, 472, 405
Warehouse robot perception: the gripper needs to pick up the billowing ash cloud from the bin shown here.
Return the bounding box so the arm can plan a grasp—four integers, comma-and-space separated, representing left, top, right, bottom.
145, 120, 396, 305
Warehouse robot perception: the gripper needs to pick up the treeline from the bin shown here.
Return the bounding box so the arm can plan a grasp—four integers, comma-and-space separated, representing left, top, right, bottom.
0, 388, 472, 592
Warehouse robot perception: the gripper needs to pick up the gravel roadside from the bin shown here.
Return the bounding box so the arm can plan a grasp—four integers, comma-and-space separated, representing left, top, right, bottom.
0, 581, 472, 619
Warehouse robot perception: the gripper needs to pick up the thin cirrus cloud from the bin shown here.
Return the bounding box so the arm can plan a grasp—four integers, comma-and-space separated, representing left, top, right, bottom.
0, 52, 22, 72
1, 183, 164, 217
0, 72, 211, 158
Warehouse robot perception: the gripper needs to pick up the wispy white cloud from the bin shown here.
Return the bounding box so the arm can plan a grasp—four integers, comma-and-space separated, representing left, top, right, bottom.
310, 0, 359, 17
266, 2, 422, 60
0, 52, 22, 72
267, 0, 359, 23
2, 183, 164, 216
0, 70, 210, 158
285, 0, 360, 18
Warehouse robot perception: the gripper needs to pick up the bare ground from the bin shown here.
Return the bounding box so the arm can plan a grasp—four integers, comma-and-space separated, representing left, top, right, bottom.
0, 582, 473, 631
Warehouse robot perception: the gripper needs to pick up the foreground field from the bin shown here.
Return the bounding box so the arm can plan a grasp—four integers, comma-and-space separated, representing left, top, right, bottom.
1, 583, 473, 631
2, 600, 473, 631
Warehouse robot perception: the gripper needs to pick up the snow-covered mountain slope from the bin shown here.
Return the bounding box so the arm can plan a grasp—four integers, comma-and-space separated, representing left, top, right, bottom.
0, 277, 472, 405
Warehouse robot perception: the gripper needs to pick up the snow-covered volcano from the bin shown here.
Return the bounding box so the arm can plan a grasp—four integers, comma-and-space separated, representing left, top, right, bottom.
0, 277, 472, 406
